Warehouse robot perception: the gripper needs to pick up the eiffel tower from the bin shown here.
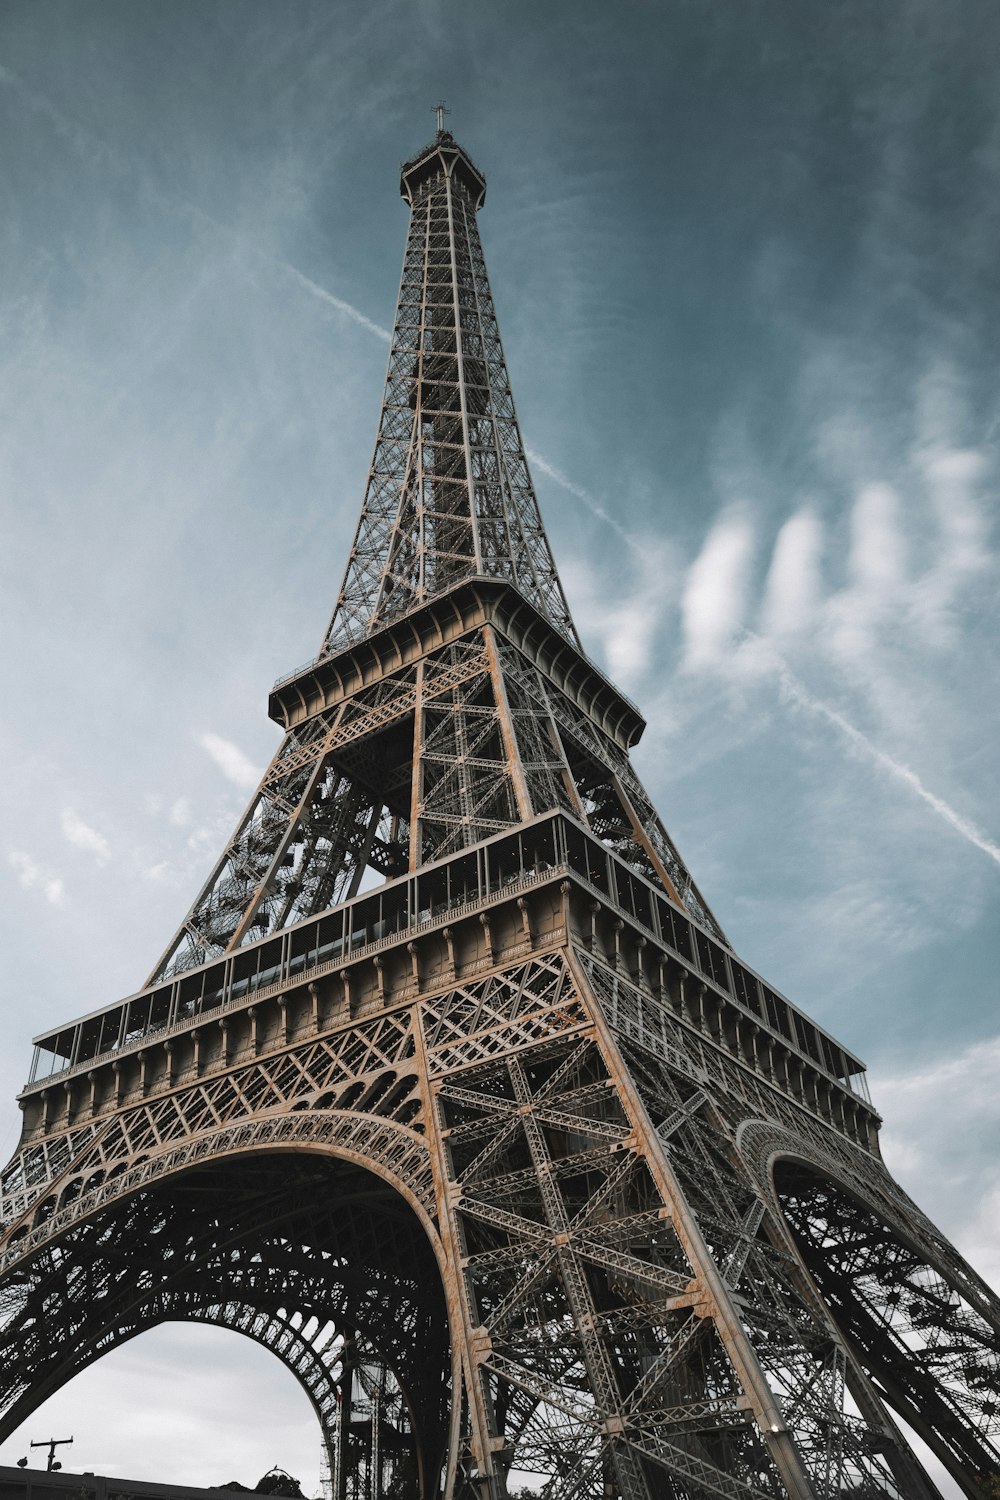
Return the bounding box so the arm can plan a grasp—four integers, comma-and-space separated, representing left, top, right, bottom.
1, 122, 997, 1500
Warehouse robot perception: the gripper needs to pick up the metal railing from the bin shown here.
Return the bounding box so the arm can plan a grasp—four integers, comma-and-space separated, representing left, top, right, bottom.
25, 862, 565, 1094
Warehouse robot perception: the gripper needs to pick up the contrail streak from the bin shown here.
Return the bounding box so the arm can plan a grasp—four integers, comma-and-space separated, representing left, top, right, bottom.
757, 643, 1000, 869
525, 449, 641, 551
184, 200, 393, 340
2, 64, 648, 537
267, 260, 390, 342
0, 63, 389, 344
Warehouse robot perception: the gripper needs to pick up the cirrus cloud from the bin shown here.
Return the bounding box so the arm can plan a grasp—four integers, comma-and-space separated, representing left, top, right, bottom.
60, 808, 111, 865
197, 732, 260, 791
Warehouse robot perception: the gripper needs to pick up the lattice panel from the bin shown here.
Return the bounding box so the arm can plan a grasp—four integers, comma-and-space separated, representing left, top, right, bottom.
494, 636, 726, 944
416, 660, 519, 861
778, 1165, 1000, 1488
324, 136, 576, 650
436, 1031, 786, 1496
148, 637, 498, 982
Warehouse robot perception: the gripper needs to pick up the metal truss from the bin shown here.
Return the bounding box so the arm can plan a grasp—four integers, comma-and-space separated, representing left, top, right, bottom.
332, 1340, 417, 1500
323, 132, 576, 652
2, 125, 998, 1500
4, 929, 998, 1495
147, 616, 724, 982
778, 1165, 1000, 1492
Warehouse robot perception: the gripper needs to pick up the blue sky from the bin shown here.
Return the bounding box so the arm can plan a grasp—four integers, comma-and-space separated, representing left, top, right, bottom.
0, 1, 997, 1494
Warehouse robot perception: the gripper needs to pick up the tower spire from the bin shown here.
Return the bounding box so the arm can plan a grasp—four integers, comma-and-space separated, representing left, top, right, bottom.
323, 127, 579, 654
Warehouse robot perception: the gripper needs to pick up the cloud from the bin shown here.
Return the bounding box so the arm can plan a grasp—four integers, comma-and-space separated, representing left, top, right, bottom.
602, 596, 661, 684
197, 732, 260, 790
909, 444, 992, 647
876, 1034, 1000, 1293
848, 482, 906, 594
169, 797, 192, 828
816, 483, 906, 673
7, 850, 64, 905
680, 507, 755, 668
561, 537, 681, 690
760, 509, 823, 638
60, 808, 111, 865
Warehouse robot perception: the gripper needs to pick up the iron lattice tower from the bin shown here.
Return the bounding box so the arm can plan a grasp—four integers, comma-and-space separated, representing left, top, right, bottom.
1, 127, 997, 1500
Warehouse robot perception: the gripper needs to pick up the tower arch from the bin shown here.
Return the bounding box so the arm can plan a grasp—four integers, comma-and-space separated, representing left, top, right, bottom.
730, 1116, 1000, 1500
0, 1142, 454, 1500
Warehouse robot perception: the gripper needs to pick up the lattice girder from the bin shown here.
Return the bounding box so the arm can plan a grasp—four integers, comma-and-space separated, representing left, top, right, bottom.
6, 910, 994, 1496
324, 132, 576, 651
148, 591, 725, 983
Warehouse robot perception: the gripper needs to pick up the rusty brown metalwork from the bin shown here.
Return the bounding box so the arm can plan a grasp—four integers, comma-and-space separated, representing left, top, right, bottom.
0, 126, 997, 1500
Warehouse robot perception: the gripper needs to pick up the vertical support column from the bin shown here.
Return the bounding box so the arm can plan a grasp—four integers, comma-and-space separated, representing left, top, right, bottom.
445, 165, 483, 578
483, 625, 533, 823
568, 948, 820, 1500
410, 662, 427, 872
411, 1008, 505, 1500
336, 1329, 353, 1500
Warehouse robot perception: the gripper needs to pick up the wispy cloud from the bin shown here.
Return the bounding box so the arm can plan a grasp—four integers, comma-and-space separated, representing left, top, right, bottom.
7, 850, 64, 905
0, 63, 116, 169
760, 509, 823, 638
197, 732, 260, 790
169, 797, 192, 828
680, 507, 755, 669
542, 379, 999, 894
60, 808, 111, 865
877, 1033, 1000, 1292
563, 537, 680, 689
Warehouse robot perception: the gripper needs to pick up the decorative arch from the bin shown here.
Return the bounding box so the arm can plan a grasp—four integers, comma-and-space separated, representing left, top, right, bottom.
2, 1109, 439, 1276
0, 1130, 456, 1499
737, 1119, 1000, 1499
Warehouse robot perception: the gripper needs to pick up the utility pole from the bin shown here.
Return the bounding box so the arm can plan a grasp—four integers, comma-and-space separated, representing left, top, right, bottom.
30, 1437, 73, 1472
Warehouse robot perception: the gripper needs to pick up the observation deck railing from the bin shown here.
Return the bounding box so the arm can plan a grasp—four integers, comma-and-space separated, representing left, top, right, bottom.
24, 811, 871, 1109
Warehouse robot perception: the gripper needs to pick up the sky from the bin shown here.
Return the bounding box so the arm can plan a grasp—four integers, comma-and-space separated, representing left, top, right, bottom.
0, 0, 997, 1494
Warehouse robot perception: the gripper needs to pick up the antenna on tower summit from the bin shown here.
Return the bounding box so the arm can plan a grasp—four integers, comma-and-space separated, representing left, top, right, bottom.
434, 100, 450, 134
